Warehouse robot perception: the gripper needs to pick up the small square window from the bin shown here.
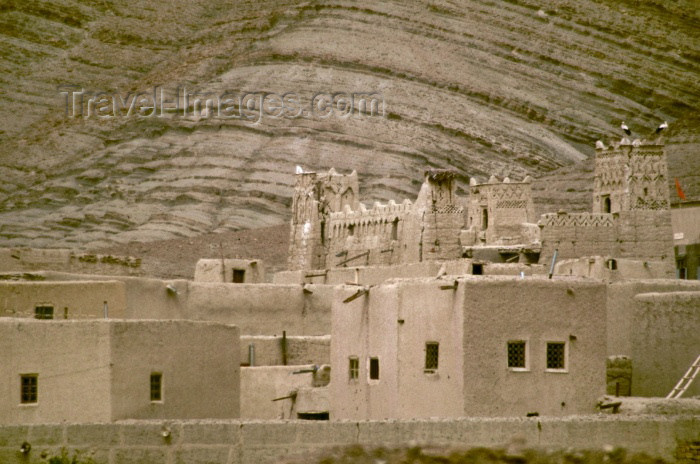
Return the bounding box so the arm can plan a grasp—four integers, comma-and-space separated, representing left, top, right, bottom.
507, 341, 526, 369
21, 374, 38, 404
547, 342, 566, 370
425, 342, 439, 371
150, 373, 162, 402
349, 357, 359, 380
34, 306, 53, 320
232, 269, 245, 283
369, 357, 379, 380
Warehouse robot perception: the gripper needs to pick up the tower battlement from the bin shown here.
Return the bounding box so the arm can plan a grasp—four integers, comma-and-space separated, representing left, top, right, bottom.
593, 139, 669, 214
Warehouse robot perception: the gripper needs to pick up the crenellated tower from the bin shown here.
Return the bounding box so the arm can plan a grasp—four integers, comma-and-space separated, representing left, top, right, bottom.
539, 138, 674, 264
288, 169, 359, 271
403, 170, 465, 262
593, 139, 670, 214
465, 175, 535, 245
593, 139, 673, 261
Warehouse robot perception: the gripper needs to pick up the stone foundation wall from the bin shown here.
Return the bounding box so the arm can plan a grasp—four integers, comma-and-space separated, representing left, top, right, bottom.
0, 417, 697, 464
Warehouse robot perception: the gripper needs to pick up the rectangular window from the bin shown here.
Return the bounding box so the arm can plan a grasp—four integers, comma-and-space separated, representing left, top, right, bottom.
20, 374, 38, 404
546, 342, 566, 370
425, 342, 439, 371
150, 373, 162, 401
507, 341, 527, 369
232, 269, 245, 283
369, 357, 379, 380
349, 357, 359, 380
34, 306, 53, 320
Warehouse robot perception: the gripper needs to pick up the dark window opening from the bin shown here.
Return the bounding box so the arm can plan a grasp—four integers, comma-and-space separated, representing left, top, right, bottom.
21, 374, 38, 404
391, 218, 399, 241
508, 341, 526, 369
643, 187, 648, 196
482, 208, 488, 230
349, 357, 359, 380
425, 342, 439, 371
34, 306, 53, 320
297, 412, 329, 420
369, 357, 379, 380
472, 263, 483, 275
150, 373, 162, 401
602, 195, 611, 213
677, 258, 687, 280
607, 259, 617, 270
320, 220, 326, 245
547, 342, 566, 370
348, 224, 355, 236
232, 269, 245, 283
63, 307, 68, 319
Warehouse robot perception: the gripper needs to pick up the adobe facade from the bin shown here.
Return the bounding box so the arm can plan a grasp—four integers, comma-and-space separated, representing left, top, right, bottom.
0, 280, 127, 319
0, 319, 240, 424
194, 258, 266, 283
331, 277, 607, 419
672, 201, 700, 280
631, 291, 700, 397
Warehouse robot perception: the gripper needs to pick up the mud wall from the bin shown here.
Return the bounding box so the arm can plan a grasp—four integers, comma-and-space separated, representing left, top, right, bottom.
0, 417, 696, 464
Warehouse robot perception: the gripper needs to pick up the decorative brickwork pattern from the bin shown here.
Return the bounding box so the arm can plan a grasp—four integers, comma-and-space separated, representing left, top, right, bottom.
289, 169, 464, 270
539, 139, 674, 264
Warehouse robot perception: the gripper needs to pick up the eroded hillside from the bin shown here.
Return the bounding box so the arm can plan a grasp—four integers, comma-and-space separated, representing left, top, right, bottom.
0, 0, 698, 248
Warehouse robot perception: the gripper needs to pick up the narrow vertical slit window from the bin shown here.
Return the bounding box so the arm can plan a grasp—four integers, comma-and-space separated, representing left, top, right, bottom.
150, 372, 163, 402
349, 356, 359, 380
369, 357, 379, 380
425, 342, 439, 372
